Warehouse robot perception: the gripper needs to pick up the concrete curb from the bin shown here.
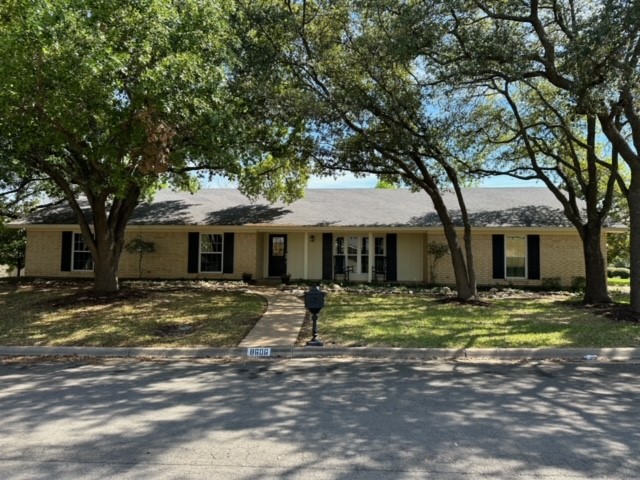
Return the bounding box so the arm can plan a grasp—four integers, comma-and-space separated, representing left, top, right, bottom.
1, 345, 639, 361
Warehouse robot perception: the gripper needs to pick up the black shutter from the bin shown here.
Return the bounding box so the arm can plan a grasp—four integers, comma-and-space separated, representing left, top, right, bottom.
223, 232, 234, 274
187, 232, 200, 274
322, 233, 333, 280
492, 234, 505, 279
61, 231, 72, 271
527, 235, 541, 280
386, 234, 397, 281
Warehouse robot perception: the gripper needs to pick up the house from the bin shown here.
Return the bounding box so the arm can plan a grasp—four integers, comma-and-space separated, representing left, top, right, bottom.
13, 188, 621, 287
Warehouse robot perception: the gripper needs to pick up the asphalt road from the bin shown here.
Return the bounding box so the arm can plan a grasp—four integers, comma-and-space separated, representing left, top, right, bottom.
1, 358, 639, 479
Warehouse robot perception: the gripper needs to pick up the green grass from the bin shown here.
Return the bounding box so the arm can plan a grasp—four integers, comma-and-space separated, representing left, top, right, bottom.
300, 292, 640, 348
0, 282, 266, 347
609, 277, 630, 287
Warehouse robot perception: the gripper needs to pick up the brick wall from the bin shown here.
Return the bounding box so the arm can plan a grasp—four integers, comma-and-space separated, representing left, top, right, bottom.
425, 231, 589, 287
26, 229, 259, 280
25, 230, 93, 278
25, 227, 597, 286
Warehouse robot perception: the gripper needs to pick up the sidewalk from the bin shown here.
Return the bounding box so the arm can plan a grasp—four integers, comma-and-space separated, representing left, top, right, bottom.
1, 288, 640, 361
238, 289, 306, 347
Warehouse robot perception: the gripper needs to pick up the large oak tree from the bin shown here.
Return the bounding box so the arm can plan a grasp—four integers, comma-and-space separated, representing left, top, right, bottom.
471, 79, 620, 304
444, 0, 640, 309
246, 0, 481, 299
0, 0, 310, 292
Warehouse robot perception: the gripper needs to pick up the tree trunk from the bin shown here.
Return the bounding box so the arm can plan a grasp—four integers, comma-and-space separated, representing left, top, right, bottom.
436, 203, 474, 300
629, 176, 640, 312
90, 224, 124, 293
581, 224, 611, 304
93, 252, 121, 292
83, 190, 139, 293
448, 237, 474, 300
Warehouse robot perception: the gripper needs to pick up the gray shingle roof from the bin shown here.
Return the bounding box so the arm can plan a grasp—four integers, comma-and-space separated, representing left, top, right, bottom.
20, 188, 585, 228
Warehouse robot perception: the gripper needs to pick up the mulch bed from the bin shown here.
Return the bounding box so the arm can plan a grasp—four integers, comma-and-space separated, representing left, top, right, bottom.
42, 288, 150, 308
436, 297, 492, 307
584, 303, 640, 323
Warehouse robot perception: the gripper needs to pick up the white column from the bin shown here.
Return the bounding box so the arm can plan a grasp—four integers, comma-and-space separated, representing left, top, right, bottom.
368, 232, 374, 282
304, 232, 309, 280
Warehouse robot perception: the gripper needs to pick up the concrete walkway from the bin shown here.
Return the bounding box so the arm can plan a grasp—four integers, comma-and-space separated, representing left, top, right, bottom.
238, 289, 306, 348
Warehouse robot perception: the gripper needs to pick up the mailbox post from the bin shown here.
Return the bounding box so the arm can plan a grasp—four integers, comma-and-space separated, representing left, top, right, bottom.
304, 286, 325, 346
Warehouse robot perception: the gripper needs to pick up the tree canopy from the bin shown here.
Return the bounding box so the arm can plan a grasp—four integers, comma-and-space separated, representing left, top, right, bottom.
244, 0, 485, 299
0, 0, 312, 291
441, 0, 640, 309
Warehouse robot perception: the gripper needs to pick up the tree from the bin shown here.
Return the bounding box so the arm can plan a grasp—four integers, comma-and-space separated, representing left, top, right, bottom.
608, 188, 630, 268
470, 79, 619, 304
0, 153, 45, 221
0, 151, 46, 278
427, 241, 449, 284
0, 1, 310, 292
0, 226, 26, 278
246, 0, 480, 299
124, 237, 155, 279
375, 180, 397, 189
443, 0, 640, 310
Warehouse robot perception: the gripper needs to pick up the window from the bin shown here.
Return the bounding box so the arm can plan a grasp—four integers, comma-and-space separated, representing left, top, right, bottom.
505, 235, 526, 278
72, 233, 93, 271
335, 235, 385, 274
361, 237, 369, 274
200, 234, 223, 273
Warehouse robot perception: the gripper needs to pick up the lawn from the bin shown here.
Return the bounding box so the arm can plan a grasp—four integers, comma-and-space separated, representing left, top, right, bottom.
298, 291, 640, 348
0, 281, 266, 347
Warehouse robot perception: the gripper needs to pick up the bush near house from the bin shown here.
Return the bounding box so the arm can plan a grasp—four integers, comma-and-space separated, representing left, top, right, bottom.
608, 267, 630, 279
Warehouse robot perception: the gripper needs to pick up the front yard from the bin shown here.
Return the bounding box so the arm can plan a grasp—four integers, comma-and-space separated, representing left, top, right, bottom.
0, 281, 266, 347
2, 280, 639, 350
297, 289, 640, 348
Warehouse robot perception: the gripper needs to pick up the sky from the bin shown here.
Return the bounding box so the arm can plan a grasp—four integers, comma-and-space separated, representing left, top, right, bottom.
205, 172, 541, 189
306, 173, 541, 188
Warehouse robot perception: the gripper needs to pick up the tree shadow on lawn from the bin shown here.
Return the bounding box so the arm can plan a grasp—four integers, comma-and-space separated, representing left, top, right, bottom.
0, 284, 265, 348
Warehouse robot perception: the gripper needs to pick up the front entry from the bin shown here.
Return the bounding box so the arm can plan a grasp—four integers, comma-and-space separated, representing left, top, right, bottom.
268, 234, 287, 277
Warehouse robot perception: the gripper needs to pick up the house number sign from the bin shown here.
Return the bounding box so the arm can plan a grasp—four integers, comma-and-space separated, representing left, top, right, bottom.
247, 347, 271, 357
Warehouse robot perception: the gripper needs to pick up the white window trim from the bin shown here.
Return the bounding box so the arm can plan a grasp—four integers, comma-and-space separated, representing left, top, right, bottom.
335, 235, 385, 275
71, 233, 94, 272
505, 235, 527, 279
199, 233, 224, 273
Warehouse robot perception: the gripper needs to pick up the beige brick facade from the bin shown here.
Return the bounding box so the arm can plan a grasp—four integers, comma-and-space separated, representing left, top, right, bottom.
26, 228, 261, 281
424, 230, 590, 287
25, 227, 600, 287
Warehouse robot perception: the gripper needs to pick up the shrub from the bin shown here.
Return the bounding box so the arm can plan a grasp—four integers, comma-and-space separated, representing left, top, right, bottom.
541, 277, 561, 290
608, 267, 630, 279
571, 276, 586, 291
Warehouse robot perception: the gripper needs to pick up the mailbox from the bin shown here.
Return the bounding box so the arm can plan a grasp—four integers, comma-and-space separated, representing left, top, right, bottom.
304, 286, 325, 314
304, 286, 325, 346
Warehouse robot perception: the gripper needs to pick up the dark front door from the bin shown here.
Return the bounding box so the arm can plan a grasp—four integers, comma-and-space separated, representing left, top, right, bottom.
268, 234, 287, 277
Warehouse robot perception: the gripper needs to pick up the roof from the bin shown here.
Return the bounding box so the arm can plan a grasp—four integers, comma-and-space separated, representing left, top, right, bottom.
17, 187, 592, 229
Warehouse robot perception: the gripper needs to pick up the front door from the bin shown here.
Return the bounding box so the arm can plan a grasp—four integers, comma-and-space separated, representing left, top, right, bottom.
268, 234, 287, 277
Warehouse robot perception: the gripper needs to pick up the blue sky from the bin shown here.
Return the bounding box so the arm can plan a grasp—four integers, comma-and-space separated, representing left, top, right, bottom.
305, 173, 540, 188
205, 172, 540, 189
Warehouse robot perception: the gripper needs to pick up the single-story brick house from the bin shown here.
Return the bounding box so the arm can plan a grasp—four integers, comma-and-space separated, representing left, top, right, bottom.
13, 188, 622, 287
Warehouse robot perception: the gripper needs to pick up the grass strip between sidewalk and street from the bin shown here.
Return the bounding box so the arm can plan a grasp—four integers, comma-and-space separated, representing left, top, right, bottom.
297, 291, 640, 349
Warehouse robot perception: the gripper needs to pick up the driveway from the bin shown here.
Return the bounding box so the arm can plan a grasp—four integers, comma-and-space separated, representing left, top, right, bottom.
1, 358, 639, 479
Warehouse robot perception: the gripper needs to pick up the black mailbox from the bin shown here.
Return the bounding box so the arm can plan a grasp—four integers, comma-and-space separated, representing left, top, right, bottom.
304, 286, 325, 314
304, 286, 325, 346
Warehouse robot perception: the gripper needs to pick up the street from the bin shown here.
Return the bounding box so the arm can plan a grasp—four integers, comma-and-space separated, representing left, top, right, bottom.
1, 358, 639, 479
